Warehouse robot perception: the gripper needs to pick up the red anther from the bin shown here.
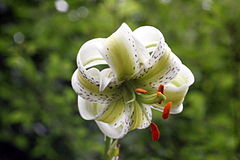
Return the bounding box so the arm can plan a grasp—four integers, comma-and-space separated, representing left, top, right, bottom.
162, 102, 172, 119
135, 88, 148, 94
150, 122, 160, 141
158, 84, 164, 94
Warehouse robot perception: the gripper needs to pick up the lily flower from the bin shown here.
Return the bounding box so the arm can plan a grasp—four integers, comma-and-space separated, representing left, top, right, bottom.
71, 23, 194, 139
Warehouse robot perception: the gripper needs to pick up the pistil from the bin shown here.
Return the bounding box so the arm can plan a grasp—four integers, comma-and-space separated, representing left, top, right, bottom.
135, 90, 166, 104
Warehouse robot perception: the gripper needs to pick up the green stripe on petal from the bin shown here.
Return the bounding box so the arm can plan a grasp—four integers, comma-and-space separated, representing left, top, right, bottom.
101, 23, 141, 82
129, 101, 143, 130
137, 104, 152, 129
71, 69, 120, 104
97, 99, 125, 124
95, 104, 133, 139
136, 44, 182, 88
85, 60, 109, 71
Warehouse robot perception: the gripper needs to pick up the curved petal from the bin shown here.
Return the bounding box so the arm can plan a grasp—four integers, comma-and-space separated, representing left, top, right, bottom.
128, 101, 143, 130
76, 38, 121, 88
96, 99, 125, 124
95, 103, 133, 139
99, 68, 115, 92
100, 23, 144, 82
71, 69, 121, 104
132, 35, 151, 67
133, 26, 164, 53
135, 44, 182, 89
78, 96, 108, 120
126, 101, 152, 130
151, 64, 194, 114
96, 121, 127, 139
77, 89, 131, 137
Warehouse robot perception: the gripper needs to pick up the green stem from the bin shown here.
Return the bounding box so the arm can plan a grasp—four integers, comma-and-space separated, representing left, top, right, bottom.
104, 136, 112, 159
103, 136, 120, 160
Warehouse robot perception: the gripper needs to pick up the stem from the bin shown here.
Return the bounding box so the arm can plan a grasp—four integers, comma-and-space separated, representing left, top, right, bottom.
103, 136, 120, 160
104, 136, 112, 159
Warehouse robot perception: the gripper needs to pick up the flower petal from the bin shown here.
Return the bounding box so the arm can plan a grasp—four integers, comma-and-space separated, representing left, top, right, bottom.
99, 68, 114, 92
96, 121, 127, 139
129, 101, 143, 130
78, 96, 108, 120
135, 44, 182, 89
151, 64, 194, 114
137, 104, 152, 129
133, 26, 164, 53
95, 103, 133, 139
100, 23, 143, 82
76, 38, 121, 88
71, 69, 121, 104
132, 35, 151, 67
96, 99, 125, 124
128, 101, 152, 130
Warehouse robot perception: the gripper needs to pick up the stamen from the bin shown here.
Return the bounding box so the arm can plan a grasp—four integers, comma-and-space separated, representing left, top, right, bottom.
156, 92, 165, 104
150, 122, 160, 141
162, 102, 172, 119
135, 88, 148, 94
156, 92, 164, 96
158, 84, 164, 94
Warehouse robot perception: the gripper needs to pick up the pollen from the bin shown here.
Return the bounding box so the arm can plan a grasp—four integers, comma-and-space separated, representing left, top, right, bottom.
150, 122, 160, 141
135, 88, 148, 94
158, 84, 164, 94
162, 102, 172, 119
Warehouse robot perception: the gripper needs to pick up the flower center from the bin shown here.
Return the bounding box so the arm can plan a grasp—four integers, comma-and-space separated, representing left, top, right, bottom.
135, 88, 166, 105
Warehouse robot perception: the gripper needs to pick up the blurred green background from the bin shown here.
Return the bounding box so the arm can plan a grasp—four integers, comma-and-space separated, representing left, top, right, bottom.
0, 0, 239, 159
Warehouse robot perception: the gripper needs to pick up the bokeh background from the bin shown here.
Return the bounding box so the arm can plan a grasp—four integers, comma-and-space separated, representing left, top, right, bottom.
0, 0, 239, 159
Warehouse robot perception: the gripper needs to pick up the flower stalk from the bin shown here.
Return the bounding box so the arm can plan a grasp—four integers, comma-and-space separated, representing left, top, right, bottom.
104, 136, 119, 160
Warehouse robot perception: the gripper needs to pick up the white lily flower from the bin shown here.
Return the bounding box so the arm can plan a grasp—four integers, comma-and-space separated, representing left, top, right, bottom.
71, 23, 194, 139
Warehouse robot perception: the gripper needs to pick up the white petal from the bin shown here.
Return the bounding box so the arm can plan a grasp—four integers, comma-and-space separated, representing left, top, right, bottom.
100, 23, 143, 82
99, 68, 114, 92
96, 121, 126, 139
71, 69, 120, 104
95, 103, 133, 139
78, 96, 108, 120
84, 59, 108, 70
133, 26, 164, 49
132, 35, 151, 67
151, 103, 183, 114
76, 38, 120, 88
136, 44, 182, 88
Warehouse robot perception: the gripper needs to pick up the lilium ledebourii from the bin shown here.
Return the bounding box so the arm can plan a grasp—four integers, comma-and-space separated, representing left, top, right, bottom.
71, 23, 194, 139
